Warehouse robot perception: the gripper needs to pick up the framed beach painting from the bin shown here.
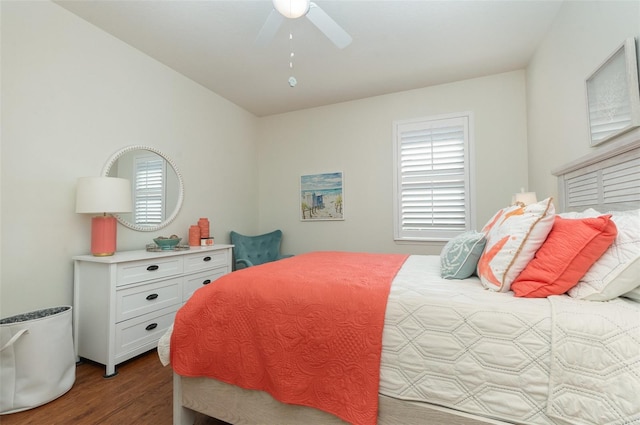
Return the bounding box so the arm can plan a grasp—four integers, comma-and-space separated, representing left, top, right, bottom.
586, 37, 640, 146
300, 172, 344, 221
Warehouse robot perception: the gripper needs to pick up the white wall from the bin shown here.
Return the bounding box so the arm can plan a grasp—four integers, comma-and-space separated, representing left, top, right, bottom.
257, 71, 529, 255
1, 1, 259, 317
5, 0, 630, 319
527, 0, 640, 203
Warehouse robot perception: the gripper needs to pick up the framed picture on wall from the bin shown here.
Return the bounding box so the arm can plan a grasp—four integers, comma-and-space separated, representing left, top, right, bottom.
586, 37, 640, 147
300, 172, 344, 221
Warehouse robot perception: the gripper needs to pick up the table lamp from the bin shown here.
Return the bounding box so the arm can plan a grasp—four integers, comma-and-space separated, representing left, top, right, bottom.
76, 177, 132, 256
512, 188, 538, 207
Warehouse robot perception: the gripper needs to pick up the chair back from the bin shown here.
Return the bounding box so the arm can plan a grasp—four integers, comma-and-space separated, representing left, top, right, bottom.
230, 230, 284, 268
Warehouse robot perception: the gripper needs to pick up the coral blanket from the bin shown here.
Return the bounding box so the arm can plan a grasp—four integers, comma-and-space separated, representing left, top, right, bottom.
171, 251, 408, 425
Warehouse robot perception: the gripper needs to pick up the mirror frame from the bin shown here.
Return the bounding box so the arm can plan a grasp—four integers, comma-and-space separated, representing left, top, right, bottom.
102, 145, 185, 232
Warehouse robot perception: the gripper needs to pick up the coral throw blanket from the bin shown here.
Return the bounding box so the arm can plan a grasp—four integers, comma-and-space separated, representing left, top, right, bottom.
171, 251, 408, 425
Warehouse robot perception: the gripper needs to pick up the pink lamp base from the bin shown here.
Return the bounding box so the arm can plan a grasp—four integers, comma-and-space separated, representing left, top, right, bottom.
91, 215, 117, 256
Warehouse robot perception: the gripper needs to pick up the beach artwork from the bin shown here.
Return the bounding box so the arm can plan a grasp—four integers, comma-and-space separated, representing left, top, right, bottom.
300, 172, 344, 221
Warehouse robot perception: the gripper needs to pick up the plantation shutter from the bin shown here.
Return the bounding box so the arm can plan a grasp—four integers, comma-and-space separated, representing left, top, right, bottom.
134, 154, 166, 225
393, 114, 473, 241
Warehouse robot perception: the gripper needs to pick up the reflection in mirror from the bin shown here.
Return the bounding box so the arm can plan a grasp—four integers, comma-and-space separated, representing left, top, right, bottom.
102, 146, 184, 232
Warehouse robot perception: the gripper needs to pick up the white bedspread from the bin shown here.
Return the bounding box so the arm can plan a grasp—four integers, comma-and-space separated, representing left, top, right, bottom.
380, 255, 556, 424
547, 296, 640, 424
158, 323, 171, 366
380, 255, 640, 425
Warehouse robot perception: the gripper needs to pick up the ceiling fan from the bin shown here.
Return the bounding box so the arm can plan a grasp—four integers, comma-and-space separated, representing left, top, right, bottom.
256, 0, 352, 49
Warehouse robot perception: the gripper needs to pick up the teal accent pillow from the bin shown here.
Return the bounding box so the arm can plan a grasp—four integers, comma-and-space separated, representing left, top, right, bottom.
440, 231, 486, 279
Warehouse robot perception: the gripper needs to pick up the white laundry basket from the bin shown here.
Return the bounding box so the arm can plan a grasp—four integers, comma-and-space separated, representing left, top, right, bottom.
0, 306, 76, 414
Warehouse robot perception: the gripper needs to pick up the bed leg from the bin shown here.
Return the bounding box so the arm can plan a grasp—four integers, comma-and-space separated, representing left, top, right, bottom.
173, 372, 196, 425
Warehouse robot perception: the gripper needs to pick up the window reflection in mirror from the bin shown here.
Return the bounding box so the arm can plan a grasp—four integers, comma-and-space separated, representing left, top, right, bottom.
103, 146, 183, 232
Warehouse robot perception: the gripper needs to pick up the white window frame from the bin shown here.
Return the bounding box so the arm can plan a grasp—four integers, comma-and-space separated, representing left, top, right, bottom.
133, 153, 167, 226
393, 112, 476, 242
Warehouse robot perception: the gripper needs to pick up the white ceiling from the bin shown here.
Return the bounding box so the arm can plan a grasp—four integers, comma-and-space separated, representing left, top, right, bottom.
54, 0, 563, 117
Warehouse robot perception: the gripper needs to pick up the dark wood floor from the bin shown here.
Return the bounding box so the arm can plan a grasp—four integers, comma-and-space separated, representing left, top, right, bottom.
0, 350, 228, 425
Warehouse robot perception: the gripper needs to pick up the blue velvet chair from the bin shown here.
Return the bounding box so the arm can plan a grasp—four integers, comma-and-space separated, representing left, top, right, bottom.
230, 229, 292, 270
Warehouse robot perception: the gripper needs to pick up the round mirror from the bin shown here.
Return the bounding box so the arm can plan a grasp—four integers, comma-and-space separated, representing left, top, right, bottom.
102, 145, 184, 232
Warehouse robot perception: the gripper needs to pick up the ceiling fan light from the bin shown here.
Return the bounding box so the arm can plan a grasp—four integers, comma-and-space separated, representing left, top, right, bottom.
273, 0, 310, 19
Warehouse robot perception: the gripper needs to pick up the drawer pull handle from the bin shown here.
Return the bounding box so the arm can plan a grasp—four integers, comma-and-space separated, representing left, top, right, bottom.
203, 256, 212, 262
202, 279, 212, 285
146, 293, 159, 301
147, 265, 159, 271
145, 323, 158, 331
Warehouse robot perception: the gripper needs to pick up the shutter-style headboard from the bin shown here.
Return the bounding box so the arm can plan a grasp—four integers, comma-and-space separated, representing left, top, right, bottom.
552, 128, 640, 213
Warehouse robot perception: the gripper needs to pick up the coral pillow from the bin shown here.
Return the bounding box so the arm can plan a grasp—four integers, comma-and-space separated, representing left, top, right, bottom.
477, 198, 555, 292
511, 215, 617, 298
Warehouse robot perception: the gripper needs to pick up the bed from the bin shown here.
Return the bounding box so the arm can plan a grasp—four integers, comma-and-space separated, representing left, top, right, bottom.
159, 129, 640, 425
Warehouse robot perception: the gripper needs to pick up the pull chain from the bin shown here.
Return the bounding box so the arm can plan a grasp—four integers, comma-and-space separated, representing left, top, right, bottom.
289, 31, 294, 70
288, 30, 297, 87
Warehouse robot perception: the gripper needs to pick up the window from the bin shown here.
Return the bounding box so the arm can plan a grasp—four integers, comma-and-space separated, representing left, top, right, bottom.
393, 112, 475, 241
133, 153, 166, 226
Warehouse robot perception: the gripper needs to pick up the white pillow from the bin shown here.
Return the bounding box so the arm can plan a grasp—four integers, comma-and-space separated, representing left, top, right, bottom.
622, 286, 640, 302
568, 209, 640, 301
477, 198, 555, 292
557, 208, 600, 219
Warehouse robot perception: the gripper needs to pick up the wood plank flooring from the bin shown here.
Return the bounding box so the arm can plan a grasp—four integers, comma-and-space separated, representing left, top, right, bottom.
0, 350, 228, 425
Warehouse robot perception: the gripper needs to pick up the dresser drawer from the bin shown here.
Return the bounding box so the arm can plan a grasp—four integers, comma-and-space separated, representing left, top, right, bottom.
183, 267, 227, 301
184, 250, 229, 273
114, 305, 178, 358
116, 277, 182, 323
117, 257, 184, 286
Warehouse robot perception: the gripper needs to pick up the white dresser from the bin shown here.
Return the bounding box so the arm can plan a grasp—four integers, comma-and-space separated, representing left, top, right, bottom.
72, 244, 233, 377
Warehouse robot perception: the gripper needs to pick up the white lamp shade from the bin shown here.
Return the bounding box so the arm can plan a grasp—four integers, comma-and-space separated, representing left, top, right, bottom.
273, 0, 310, 18
514, 191, 538, 206
76, 177, 133, 214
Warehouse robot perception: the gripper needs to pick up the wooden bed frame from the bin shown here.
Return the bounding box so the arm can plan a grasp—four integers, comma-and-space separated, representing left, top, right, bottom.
172, 129, 640, 425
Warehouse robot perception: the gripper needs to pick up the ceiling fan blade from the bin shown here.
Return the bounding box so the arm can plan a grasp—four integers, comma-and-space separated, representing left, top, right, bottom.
255, 8, 285, 47
306, 2, 352, 49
